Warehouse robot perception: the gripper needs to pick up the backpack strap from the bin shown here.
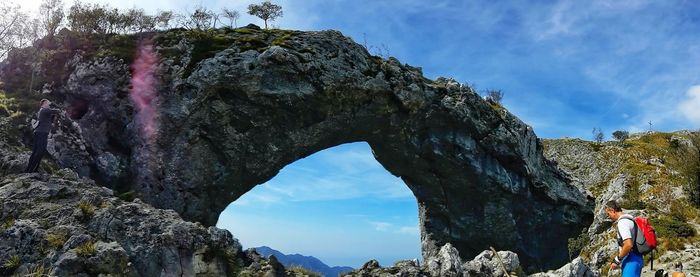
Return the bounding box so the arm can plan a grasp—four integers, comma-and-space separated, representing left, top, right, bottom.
618, 216, 639, 254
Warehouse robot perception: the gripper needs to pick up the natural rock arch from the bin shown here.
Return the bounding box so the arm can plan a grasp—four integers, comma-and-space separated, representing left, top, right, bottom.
38, 27, 592, 271
217, 141, 422, 267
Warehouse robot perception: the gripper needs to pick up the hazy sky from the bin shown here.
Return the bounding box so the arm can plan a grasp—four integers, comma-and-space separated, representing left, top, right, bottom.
9, 0, 700, 268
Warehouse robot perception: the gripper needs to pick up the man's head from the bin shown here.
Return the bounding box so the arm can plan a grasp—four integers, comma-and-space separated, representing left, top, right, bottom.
40, 99, 51, 108
604, 200, 623, 220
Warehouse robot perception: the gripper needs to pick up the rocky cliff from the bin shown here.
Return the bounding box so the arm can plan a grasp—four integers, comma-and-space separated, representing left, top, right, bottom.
338, 132, 700, 277
1, 24, 594, 274
543, 133, 700, 276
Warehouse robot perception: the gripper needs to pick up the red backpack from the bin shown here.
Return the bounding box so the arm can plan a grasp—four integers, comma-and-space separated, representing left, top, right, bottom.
618, 216, 657, 254
631, 217, 657, 254
618, 215, 658, 269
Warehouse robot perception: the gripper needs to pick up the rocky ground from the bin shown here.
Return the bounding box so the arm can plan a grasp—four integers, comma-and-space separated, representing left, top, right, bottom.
342, 243, 592, 277
1, 169, 234, 276
0, 128, 306, 276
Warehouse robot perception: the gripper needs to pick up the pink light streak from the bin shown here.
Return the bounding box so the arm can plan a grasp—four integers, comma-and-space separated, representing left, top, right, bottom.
130, 39, 159, 141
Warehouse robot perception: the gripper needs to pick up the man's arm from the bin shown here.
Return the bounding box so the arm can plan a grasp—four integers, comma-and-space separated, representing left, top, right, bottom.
610, 238, 633, 269
618, 238, 633, 259
49, 108, 63, 115
48, 108, 64, 133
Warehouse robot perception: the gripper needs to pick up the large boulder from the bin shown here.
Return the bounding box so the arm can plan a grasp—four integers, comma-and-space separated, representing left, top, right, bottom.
529, 257, 594, 277
463, 249, 521, 277
426, 243, 463, 277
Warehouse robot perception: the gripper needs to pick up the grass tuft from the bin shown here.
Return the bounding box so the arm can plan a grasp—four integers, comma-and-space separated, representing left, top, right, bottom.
2, 255, 21, 271
78, 200, 95, 219
76, 241, 97, 257
46, 230, 68, 249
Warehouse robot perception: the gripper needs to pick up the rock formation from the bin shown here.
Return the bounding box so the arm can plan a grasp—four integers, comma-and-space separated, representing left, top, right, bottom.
0, 25, 594, 271
0, 169, 243, 276
343, 243, 559, 277
544, 133, 700, 276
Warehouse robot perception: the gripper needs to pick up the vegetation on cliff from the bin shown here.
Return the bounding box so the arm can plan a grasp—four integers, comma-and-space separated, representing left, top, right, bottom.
545, 131, 700, 274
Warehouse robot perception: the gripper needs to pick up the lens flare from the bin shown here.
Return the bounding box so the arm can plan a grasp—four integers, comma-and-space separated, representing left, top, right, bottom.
130, 39, 159, 141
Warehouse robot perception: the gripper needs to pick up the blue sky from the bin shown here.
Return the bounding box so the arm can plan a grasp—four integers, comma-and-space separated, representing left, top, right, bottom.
11, 0, 700, 268
217, 142, 420, 267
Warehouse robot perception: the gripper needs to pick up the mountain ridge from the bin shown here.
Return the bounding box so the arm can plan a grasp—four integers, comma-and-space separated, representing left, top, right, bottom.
255, 246, 354, 277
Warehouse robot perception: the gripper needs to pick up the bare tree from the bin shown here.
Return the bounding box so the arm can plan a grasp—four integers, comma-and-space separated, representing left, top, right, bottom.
186, 5, 214, 30
212, 13, 220, 29
137, 14, 157, 32
154, 10, 173, 30
67, 1, 107, 34
221, 8, 239, 28
247, 1, 283, 29
592, 127, 604, 144
124, 8, 144, 33
123, 8, 158, 33
0, 3, 31, 60
485, 89, 504, 104
64, 2, 173, 34
20, 17, 42, 47
39, 0, 65, 39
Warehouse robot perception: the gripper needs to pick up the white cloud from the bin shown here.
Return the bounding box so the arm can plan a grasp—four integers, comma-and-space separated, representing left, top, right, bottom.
678, 86, 700, 126
244, 142, 413, 203
370, 221, 392, 232
397, 226, 419, 235
536, 0, 578, 40
230, 190, 282, 207
369, 222, 419, 235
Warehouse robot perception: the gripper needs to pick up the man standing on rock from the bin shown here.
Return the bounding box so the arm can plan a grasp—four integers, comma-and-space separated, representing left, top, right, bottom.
24, 99, 63, 173
605, 200, 643, 277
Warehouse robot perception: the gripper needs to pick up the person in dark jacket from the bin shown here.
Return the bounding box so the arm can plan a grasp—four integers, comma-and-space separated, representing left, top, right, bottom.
25, 99, 63, 173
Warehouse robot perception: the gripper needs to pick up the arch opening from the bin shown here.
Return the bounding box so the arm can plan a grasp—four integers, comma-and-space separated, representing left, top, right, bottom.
216, 142, 421, 269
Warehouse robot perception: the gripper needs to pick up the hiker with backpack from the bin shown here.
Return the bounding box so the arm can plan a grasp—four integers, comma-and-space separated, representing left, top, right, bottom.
604, 200, 657, 277
24, 99, 64, 173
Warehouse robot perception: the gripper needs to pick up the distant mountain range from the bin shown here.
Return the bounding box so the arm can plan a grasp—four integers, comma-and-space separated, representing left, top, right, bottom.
255, 246, 354, 277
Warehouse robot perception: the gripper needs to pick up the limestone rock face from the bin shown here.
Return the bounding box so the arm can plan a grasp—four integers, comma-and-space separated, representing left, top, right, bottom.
1, 26, 594, 270
528, 257, 594, 277
543, 138, 621, 192
154, 27, 594, 270
542, 132, 700, 276
425, 243, 463, 277
0, 170, 243, 277
463, 249, 521, 277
